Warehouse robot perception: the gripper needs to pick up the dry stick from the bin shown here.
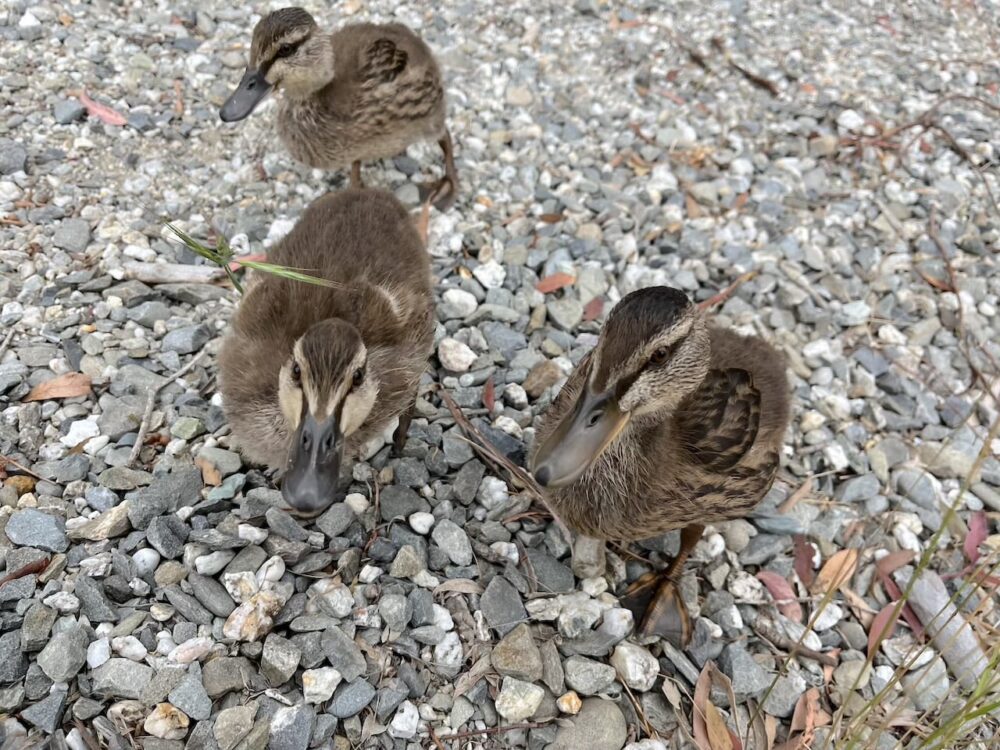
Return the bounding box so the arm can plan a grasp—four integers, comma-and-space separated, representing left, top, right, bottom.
697, 270, 759, 312
127, 349, 209, 467
435, 722, 548, 741
0, 454, 43, 480
0, 328, 15, 360
428, 727, 447, 750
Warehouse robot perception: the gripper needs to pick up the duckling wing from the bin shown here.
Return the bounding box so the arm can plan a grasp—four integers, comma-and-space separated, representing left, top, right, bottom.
358, 38, 408, 86
675, 368, 761, 473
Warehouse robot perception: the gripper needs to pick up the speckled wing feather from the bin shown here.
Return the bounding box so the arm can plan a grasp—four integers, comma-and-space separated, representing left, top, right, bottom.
358, 38, 409, 87
675, 368, 761, 473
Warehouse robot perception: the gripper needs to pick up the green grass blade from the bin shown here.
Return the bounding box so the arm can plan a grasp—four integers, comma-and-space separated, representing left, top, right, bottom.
237, 260, 341, 289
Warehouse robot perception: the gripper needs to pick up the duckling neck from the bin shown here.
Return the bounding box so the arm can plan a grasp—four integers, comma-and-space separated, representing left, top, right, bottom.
282, 36, 336, 101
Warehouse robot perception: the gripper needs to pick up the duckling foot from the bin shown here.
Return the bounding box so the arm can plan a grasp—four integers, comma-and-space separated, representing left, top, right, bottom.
417, 176, 457, 212
391, 401, 416, 457
621, 572, 692, 648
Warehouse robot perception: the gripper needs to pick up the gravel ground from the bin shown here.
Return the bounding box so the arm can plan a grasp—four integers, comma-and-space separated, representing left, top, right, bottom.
1, 1, 999, 748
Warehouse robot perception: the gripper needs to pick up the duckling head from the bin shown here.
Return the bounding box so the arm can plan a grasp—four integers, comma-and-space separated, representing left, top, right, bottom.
278, 319, 376, 516
532, 286, 710, 488
220, 7, 334, 122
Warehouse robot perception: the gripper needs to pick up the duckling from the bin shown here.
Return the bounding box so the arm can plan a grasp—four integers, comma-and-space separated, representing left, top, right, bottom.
530, 286, 790, 646
220, 7, 458, 209
218, 189, 433, 517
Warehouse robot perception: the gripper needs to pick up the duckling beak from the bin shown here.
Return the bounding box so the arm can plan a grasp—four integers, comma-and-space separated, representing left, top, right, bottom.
220, 69, 271, 122
282, 412, 344, 517
532, 387, 630, 489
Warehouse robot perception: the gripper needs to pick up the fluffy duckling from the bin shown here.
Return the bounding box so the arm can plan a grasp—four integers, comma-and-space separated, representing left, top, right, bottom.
219, 189, 433, 516
220, 7, 458, 209
530, 286, 790, 645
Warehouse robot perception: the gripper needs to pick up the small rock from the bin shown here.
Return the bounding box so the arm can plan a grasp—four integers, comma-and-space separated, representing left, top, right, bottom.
431, 519, 473, 565
5, 509, 68, 552
270, 705, 315, 750
610, 642, 659, 691
388, 700, 420, 739
548, 697, 627, 750
492, 623, 544, 682
261, 634, 301, 686
214, 704, 257, 750
557, 690, 582, 714
91, 658, 154, 700
481, 575, 527, 636
495, 677, 545, 721
144, 703, 190, 740
438, 338, 477, 372
53, 218, 92, 252
327, 678, 376, 718
37, 625, 89, 682
565, 655, 617, 695
302, 667, 342, 704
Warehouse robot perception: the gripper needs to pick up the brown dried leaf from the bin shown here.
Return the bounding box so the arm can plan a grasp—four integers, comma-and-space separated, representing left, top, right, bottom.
538, 213, 564, 224
77, 90, 127, 126
965, 510, 988, 564
535, 273, 576, 294
705, 701, 734, 750
692, 662, 712, 750
583, 297, 604, 322
811, 548, 858, 595
757, 571, 803, 623
792, 535, 814, 588
195, 457, 222, 487
685, 192, 703, 218
868, 603, 902, 659
23, 372, 92, 402
876, 549, 915, 577
433, 578, 484, 596
482, 376, 495, 412
453, 652, 493, 699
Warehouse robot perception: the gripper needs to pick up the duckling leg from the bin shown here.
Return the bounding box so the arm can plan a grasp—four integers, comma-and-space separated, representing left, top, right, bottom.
620, 524, 704, 648
418, 129, 459, 211
391, 399, 416, 457
350, 161, 364, 188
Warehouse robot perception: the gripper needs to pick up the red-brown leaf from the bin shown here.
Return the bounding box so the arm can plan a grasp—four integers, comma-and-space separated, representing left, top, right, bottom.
792, 535, 814, 588
23, 372, 92, 402
538, 213, 564, 224
77, 90, 127, 126
482, 376, 495, 412
878, 572, 925, 642
811, 548, 858, 596
229, 252, 267, 271
535, 273, 576, 294
582, 297, 604, 322
868, 602, 902, 659
757, 571, 802, 623
964, 511, 988, 564
876, 550, 915, 577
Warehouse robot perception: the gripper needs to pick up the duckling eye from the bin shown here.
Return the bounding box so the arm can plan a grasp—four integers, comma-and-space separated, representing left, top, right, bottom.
649, 346, 672, 366
275, 43, 296, 59
352, 368, 364, 388
291, 362, 301, 384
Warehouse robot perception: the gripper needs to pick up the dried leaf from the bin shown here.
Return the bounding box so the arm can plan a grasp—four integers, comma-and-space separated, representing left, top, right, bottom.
964, 511, 988, 564
876, 549, 915, 577
538, 213, 563, 224
23, 372, 92, 402
878, 573, 925, 642
77, 90, 127, 126
453, 652, 493, 699
685, 192, 703, 218
535, 273, 576, 294
868, 602, 902, 659
692, 663, 712, 750
582, 297, 604, 322
704, 701, 734, 750
745, 699, 773, 750
228, 252, 267, 271
195, 457, 222, 487
433, 578, 483, 596
482, 376, 495, 412
662, 678, 683, 710
811, 548, 858, 595
757, 571, 802, 623
792, 535, 815, 588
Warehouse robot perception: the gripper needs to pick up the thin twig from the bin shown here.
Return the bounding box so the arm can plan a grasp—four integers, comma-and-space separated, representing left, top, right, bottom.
0, 328, 16, 360
697, 270, 759, 311
127, 349, 209, 467
428, 727, 446, 750
435, 722, 548, 741
0, 454, 43, 480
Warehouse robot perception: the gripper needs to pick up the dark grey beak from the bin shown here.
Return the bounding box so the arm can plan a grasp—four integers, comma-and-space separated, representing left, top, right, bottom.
220, 68, 271, 122
531, 386, 630, 489
282, 412, 344, 517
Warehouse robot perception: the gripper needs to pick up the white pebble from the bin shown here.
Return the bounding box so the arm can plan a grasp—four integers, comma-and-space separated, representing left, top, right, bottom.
112, 635, 148, 661
87, 638, 111, 668
344, 492, 369, 514
408, 511, 435, 535
132, 549, 161, 577
359, 565, 382, 583
302, 667, 342, 704
389, 700, 420, 739
195, 550, 235, 576
437, 338, 476, 372
237, 524, 269, 544
256, 556, 286, 585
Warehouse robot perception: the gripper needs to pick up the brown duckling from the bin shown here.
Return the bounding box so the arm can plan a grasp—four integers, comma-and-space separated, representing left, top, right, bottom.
220, 7, 458, 209
530, 286, 790, 646
218, 189, 433, 517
